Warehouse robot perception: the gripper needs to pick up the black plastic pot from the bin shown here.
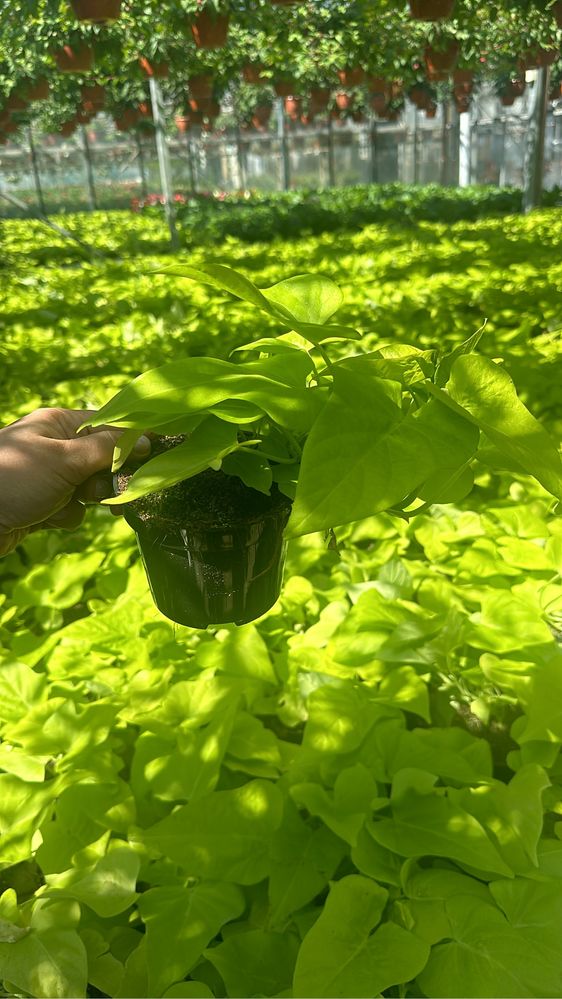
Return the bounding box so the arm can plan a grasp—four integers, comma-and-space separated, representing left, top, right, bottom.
122, 502, 291, 629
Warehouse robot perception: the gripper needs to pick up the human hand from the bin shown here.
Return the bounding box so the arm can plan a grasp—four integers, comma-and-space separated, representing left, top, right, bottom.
0, 408, 151, 557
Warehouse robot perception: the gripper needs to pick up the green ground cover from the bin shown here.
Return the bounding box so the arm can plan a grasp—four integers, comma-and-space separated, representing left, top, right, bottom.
0, 203, 561, 999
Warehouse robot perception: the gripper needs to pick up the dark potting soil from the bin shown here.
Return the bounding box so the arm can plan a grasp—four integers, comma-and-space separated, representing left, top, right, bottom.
116, 435, 291, 529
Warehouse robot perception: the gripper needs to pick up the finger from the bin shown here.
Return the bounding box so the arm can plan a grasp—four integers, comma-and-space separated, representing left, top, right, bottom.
74, 473, 114, 505
43, 499, 86, 531
63, 429, 151, 483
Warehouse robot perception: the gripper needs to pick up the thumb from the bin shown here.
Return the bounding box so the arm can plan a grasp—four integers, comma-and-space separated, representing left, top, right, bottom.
63, 428, 151, 482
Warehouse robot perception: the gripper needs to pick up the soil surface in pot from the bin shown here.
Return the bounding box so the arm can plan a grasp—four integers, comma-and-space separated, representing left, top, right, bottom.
117, 435, 291, 527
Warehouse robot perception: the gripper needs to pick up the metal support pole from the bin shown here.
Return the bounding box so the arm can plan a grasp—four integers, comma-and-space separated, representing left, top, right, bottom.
81, 126, 97, 211
277, 98, 290, 190
370, 115, 378, 184
28, 124, 46, 215
413, 107, 419, 185
458, 108, 472, 186
440, 100, 450, 185
524, 67, 550, 213
135, 131, 148, 199
236, 125, 247, 190
327, 116, 336, 186
186, 133, 196, 192
149, 77, 180, 250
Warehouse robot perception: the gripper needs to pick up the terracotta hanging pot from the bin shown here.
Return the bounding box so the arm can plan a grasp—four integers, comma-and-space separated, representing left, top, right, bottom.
425, 103, 437, 118
70, 0, 121, 21
190, 10, 229, 49
139, 57, 169, 78
409, 0, 454, 19
242, 64, 267, 85
455, 95, 470, 113
252, 104, 271, 125
284, 95, 301, 119
309, 86, 330, 110
175, 115, 191, 132
81, 83, 105, 107
273, 79, 297, 97
300, 112, 314, 125
188, 96, 219, 115
25, 79, 50, 101
335, 91, 353, 111
367, 75, 387, 95
409, 84, 430, 109
370, 94, 387, 114
520, 46, 559, 70
59, 120, 77, 137
425, 40, 459, 78
5, 94, 28, 112
501, 94, 515, 107
336, 67, 365, 87
137, 101, 152, 118
114, 108, 138, 131
54, 45, 95, 73
453, 68, 473, 85
188, 74, 214, 100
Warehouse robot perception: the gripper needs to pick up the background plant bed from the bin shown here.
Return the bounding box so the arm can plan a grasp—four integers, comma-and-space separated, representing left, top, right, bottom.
115, 438, 291, 629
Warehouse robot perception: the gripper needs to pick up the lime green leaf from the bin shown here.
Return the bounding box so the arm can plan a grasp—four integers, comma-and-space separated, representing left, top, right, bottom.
0, 928, 87, 999
142, 780, 283, 883
447, 355, 562, 501
293, 875, 429, 998
47, 847, 140, 918
105, 417, 238, 505
206, 927, 299, 998
221, 449, 273, 494
268, 804, 345, 927
287, 357, 478, 537
371, 784, 514, 877
262, 274, 343, 325
139, 882, 244, 997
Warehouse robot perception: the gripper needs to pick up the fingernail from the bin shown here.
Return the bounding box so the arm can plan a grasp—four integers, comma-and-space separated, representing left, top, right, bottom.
132, 435, 151, 457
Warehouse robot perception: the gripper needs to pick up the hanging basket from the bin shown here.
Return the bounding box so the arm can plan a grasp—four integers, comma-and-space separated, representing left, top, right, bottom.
25, 79, 50, 101
335, 91, 353, 111
242, 64, 268, 85
175, 115, 191, 132
139, 57, 169, 78
81, 83, 105, 107
188, 74, 214, 100
252, 104, 272, 125
190, 10, 229, 49
425, 40, 459, 76
54, 45, 95, 73
336, 67, 366, 87
284, 95, 301, 119
519, 47, 559, 70
309, 86, 330, 110
70, 0, 121, 21
5, 94, 28, 112
409, 0, 454, 19
273, 79, 297, 97
59, 120, 77, 137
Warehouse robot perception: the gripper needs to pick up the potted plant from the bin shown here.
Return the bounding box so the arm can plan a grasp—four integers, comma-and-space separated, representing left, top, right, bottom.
80, 264, 562, 630
187, 1, 230, 49
409, 0, 455, 20
139, 57, 169, 78
54, 43, 95, 73
70, 0, 121, 22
